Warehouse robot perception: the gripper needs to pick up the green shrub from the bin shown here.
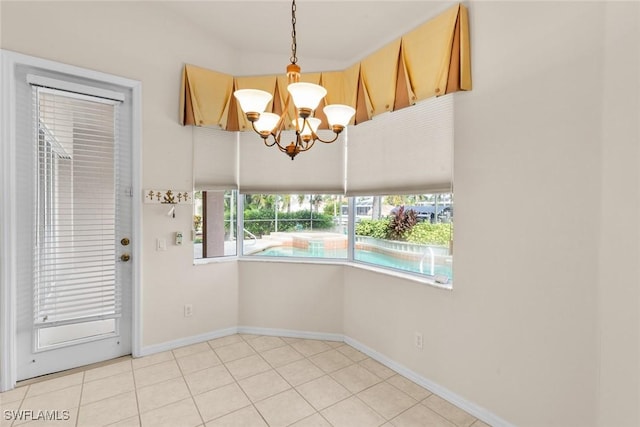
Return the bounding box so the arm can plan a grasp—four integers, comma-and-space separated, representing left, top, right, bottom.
405, 222, 452, 246
355, 218, 390, 239
356, 216, 452, 246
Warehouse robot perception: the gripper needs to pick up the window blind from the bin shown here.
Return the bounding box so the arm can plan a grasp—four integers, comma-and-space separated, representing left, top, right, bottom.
346, 94, 454, 195
193, 126, 238, 190
33, 86, 122, 328
238, 130, 346, 194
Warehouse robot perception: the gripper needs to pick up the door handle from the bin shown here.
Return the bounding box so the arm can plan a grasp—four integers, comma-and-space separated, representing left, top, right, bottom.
120, 238, 130, 246
120, 253, 131, 262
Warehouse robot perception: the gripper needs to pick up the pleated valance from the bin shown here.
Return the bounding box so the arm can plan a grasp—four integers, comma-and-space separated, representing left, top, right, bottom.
180, 3, 471, 130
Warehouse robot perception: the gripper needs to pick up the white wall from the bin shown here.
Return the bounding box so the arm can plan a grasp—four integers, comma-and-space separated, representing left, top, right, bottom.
238, 261, 343, 335
345, 1, 635, 426
597, 2, 640, 426
0, 1, 241, 347
455, 1, 602, 423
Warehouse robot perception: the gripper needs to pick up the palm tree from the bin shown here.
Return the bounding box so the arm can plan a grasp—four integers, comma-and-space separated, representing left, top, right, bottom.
311, 194, 323, 213
245, 194, 275, 210
371, 196, 381, 219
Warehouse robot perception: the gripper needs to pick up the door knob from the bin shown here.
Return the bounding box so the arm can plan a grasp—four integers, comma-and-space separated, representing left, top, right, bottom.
120, 238, 130, 246
120, 253, 131, 262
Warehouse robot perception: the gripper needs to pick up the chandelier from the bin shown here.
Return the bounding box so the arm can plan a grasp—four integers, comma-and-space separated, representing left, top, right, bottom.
233, 0, 356, 160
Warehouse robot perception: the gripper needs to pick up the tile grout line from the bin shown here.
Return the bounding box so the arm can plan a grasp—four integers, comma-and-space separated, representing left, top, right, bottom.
202, 338, 262, 426
233, 336, 339, 426
171, 345, 205, 427
129, 357, 143, 427
252, 338, 363, 426
75, 371, 85, 427
11, 383, 30, 427
240, 337, 294, 410
234, 338, 291, 426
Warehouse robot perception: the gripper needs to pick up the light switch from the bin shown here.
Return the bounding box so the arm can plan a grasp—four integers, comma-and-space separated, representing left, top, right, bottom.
157, 238, 167, 251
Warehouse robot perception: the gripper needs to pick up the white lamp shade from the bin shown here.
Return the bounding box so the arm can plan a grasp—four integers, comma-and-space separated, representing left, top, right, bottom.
233, 89, 272, 114
323, 104, 356, 127
293, 117, 321, 136
254, 112, 281, 134
287, 83, 327, 111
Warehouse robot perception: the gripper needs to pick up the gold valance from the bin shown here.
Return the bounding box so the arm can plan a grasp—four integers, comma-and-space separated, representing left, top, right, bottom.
180, 3, 471, 130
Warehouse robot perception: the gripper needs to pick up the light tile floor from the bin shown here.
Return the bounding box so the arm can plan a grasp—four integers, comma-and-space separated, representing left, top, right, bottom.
0, 334, 491, 427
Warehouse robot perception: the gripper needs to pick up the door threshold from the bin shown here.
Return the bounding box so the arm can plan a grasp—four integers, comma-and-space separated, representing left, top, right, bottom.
16, 355, 132, 387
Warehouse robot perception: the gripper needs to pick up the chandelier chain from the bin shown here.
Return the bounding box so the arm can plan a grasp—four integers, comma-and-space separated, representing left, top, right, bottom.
233, 0, 354, 160
290, 0, 297, 64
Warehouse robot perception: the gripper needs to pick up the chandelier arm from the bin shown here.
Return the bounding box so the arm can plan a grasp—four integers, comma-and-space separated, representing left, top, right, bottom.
298, 138, 316, 152
263, 137, 279, 148
249, 117, 282, 147
249, 120, 261, 135
273, 114, 288, 142
264, 133, 289, 151
312, 132, 341, 144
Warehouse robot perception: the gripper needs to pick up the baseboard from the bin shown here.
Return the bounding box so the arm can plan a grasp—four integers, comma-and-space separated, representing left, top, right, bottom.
237, 326, 343, 342
137, 326, 238, 357
344, 336, 515, 427
136, 326, 511, 427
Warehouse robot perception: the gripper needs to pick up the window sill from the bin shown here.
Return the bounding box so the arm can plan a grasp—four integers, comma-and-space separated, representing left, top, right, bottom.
238, 256, 348, 267
193, 256, 238, 266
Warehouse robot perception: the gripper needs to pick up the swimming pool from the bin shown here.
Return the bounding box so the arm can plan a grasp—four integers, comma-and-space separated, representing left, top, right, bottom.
252, 246, 453, 280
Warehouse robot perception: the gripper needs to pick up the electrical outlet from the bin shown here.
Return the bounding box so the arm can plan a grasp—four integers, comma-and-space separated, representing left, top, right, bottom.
414, 332, 423, 350
184, 304, 193, 317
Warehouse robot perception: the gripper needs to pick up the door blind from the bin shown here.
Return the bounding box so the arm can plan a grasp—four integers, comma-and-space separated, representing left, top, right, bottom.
33, 86, 122, 329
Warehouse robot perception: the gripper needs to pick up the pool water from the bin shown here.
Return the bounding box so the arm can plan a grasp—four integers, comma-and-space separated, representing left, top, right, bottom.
253, 246, 453, 280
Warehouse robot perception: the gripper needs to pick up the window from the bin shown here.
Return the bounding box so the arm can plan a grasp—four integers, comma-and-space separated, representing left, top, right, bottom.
195, 190, 454, 284
242, 194, 348, 259
193, 190, 237, 259
353, 193, 453, 283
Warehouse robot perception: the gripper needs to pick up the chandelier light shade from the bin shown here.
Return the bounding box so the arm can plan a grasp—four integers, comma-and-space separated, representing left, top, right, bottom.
323, 104, 357, 132
254, 112, 281, 136
233, 89, 273, 121
294, 117, 321, 141
287, 83, 327, 116
233, 0, 355, 160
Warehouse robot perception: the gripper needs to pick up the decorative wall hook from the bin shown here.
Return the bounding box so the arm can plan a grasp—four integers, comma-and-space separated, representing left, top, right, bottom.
144, 190, 192, 218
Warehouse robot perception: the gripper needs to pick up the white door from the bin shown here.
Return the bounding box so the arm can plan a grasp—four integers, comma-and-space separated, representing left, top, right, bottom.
15, 70, 133, 381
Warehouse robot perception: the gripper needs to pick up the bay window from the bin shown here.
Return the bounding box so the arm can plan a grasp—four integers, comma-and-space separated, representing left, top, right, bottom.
192, 95, 454, 285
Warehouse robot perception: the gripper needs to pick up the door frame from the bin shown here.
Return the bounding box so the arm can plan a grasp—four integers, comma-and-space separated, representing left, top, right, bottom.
0, 50, 143, 391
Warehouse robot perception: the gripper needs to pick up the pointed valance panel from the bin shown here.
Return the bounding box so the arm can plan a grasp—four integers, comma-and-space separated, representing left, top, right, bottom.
179, 3, 471, 131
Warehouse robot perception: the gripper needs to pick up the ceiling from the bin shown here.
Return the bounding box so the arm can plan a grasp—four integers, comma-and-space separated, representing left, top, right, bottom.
161, 1, 455, 65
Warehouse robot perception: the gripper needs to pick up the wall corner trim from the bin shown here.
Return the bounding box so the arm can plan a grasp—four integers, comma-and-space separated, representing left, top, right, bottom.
137, 327, 238, 357
344, 336, 516, 427
237, 326, 343, 342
